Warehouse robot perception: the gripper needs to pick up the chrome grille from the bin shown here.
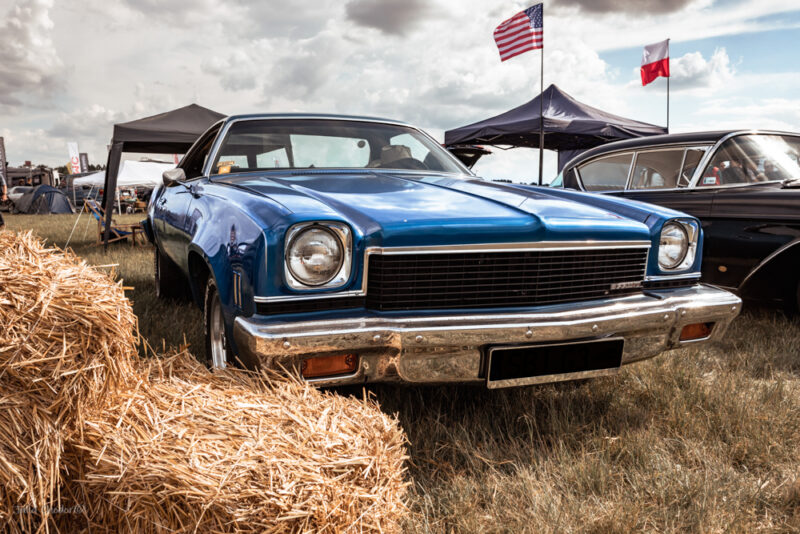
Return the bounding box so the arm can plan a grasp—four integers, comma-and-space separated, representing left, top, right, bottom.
365, 247, 649, 311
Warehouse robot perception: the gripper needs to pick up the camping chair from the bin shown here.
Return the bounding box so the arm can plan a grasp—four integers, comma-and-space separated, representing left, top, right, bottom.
84, 199, 144, 246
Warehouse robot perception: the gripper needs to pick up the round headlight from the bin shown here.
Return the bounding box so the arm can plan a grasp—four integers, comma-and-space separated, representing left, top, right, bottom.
658, 222, 689, 270
287, 227, 344, 286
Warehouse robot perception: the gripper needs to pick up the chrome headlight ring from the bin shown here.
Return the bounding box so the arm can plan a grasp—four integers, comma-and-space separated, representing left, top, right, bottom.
284, 222, 352, 289
658, 219, 698, 272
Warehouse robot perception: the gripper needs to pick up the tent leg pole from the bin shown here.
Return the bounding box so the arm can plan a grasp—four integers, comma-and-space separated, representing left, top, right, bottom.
538, 34, 544, 186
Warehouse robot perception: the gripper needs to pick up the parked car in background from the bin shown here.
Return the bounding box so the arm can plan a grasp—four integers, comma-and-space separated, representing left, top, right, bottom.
5, 186, 34, 212
555, 130, 800, 310
145, 114, 740, 388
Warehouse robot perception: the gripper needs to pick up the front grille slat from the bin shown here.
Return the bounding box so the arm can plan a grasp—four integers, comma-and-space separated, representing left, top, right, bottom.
366, 248, 649, 311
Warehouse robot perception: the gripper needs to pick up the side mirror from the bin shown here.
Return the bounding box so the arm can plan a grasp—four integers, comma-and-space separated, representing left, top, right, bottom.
162, 168, 186, 187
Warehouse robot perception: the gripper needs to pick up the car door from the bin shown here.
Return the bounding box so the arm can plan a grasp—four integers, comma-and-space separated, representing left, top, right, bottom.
156, 126, 220, 270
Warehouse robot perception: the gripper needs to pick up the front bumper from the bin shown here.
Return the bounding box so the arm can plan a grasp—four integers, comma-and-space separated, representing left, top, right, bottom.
233, 284, 741, 387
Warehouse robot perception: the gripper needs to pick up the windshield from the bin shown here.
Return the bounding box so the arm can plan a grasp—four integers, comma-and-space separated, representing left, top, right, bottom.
211, 119, 467, 175
699, 134, 800, 186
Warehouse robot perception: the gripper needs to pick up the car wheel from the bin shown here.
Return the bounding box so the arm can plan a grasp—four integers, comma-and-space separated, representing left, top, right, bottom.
154, 248, 189, 301
204, 277, 233, 370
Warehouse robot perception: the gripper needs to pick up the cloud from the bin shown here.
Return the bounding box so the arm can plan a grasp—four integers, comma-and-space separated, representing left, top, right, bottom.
551, 0, 700, 15
345, 0, 431, 36
669, 48, 734, 90
0, 0, 63, 112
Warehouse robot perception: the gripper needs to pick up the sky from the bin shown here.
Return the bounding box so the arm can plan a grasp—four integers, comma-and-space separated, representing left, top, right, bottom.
1, 0, 798, 183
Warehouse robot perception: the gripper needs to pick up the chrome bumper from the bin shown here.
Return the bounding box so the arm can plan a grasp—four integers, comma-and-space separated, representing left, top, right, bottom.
233, 284, 741, 387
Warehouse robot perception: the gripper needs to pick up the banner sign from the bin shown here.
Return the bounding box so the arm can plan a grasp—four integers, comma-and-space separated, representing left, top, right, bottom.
0, 137, 7, 188
79, 152, 89, 173
67, 142, 81, 174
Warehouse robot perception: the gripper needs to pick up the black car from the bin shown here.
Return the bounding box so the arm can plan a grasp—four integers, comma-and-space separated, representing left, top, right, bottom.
554, 130, 800, 310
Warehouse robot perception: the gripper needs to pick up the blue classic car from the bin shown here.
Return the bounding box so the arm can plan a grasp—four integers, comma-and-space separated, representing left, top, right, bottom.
146, 114, 741, 388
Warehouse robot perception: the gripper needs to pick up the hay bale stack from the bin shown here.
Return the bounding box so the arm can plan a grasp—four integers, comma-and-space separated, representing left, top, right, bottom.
0, 230, 137, 529
0, 230, 408, 533
70, 353, 408, 533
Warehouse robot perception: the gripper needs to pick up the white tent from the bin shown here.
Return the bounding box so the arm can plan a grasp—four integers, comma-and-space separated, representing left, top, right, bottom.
72, 161, 175, 188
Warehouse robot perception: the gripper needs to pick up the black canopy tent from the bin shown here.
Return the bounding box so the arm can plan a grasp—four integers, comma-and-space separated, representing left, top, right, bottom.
102, 104, 226, 246
444, 84, 667, 177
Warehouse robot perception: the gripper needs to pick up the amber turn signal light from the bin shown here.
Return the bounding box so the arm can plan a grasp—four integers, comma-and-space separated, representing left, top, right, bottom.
680, 322, 714, 341
301, 354, 359, 379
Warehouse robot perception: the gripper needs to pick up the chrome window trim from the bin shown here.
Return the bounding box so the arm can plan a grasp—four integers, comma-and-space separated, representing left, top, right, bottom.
254, 240, 651, 303
203, 115, 473, 178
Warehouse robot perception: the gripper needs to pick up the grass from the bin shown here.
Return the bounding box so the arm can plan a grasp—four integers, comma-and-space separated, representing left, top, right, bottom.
4, 212, 800, 533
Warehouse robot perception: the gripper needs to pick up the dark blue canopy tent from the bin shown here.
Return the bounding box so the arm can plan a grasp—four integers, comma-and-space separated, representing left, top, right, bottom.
444, 84, 667, 172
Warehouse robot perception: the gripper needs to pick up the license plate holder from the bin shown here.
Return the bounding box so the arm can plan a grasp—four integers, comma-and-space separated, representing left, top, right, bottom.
486, 337, 624, 389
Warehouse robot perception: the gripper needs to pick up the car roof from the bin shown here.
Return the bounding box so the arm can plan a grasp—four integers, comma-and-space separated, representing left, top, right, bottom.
221, 113, 412, 128
563, 129, 800, 169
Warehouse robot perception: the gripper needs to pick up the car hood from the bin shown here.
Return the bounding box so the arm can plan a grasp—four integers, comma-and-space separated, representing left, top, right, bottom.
214, 171, 651, 246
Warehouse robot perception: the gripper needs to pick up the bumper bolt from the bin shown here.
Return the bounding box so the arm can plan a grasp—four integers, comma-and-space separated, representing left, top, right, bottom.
282, 341, 291, 350
664, 314, 670, 320
373, 334, 381, 342
681, 310, 687, 316
592, 324, 598, 332
732, 305, 737, 311
525, 329, 533, 338
415, 335, 424, 343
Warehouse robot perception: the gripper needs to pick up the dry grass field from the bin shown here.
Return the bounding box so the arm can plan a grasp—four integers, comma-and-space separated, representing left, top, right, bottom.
4, 212, 800, 533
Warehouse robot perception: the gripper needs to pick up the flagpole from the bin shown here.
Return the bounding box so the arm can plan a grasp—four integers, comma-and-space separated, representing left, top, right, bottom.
666, 38, 670, 132
667, 74, 670, 132
538, 5, 544, 186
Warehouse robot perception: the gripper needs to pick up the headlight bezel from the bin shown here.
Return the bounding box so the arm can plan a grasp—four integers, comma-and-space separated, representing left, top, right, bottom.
284, 221, 352, 290
657, 219, 699, 272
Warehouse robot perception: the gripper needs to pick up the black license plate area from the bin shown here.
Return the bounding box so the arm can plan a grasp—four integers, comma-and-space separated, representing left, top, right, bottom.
486, 338, 624, 389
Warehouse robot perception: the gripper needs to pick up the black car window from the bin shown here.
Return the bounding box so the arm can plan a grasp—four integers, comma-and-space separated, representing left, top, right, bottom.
577, 153, 632, 191
182, 125, 221, 179
700, 134, 800, 186
629, 149, 685, 190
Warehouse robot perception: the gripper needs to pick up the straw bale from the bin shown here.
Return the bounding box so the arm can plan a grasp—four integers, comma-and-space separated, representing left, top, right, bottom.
67, 353, 409, 533
0, 230, 137, 529
0, 230, 409, 533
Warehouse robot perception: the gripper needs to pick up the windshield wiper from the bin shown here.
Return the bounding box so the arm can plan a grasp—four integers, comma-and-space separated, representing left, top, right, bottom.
781, 178, 800, 188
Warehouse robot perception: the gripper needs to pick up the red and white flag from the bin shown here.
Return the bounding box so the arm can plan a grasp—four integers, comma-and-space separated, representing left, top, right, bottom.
641, 39, 670, 86
494, 3, 543, 62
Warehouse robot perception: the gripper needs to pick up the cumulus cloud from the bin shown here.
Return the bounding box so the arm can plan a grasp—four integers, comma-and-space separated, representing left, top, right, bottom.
0, 0, 63, 111
345, 0, 431, 36
669, 48, 734, 90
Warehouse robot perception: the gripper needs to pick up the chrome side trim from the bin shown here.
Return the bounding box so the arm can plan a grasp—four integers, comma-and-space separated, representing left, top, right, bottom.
253, 240, 651, 303
738, 237, 800, 291
645, 272, 701, 281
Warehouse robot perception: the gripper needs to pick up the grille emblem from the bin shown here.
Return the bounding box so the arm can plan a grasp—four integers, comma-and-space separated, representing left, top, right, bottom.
610, 281, 642, 291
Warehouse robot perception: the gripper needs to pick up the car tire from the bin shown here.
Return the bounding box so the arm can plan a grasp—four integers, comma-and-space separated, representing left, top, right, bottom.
154, 248, 189, 301
204, 277, 234, 370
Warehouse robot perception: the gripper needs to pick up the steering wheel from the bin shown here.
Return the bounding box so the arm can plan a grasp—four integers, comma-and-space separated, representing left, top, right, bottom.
379, 157, 428, 170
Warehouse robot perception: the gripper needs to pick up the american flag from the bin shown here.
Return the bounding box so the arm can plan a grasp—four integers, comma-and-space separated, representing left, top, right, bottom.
494, 4, 543, 62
